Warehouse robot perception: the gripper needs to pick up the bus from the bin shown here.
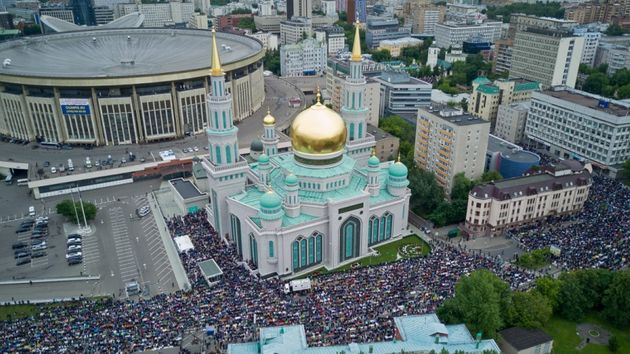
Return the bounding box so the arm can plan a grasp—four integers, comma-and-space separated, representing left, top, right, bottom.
16, 178, 29, 186
40, 142, 61, 150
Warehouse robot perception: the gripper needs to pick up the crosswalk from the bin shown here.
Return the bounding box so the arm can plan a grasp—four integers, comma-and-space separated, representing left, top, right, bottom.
108, 207, 141, 285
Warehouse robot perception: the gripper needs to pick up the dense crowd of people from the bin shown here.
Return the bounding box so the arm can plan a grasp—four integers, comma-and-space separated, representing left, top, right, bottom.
509, 175, 629, 271
0, 176, 627, 352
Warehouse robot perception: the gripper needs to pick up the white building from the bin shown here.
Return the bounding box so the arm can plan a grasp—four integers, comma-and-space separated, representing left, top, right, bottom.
280, 38, 327, 77
258, 1, 273, 16
526, 87, 630, 173
280, 16, 312, 45
573, 27, 601, 67
427, 44, 439, 69
321, 0, 336, 17
203, 28, 409, 277
465, 160, 592, 237
248, 31, 279, 50
595, 43, 630, 76
433, 21, 502, 48
326, 69, 381, 127
373, 71, 432, 118
315, 25, 346, 55
494, 102, 530, 145
117, 1, 194, 27
188, 12, 208, 29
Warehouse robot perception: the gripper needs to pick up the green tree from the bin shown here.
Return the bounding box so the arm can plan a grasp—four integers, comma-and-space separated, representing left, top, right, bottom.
605, 24, 627, 36
408, 167, 445, 215
556, 272, 591, 321
371, 49, 392, 62
609, 335, 619, 353
582, 72, 609, 95
460, 98, 468, 112
621, 160, 630, 186
602, 270, 630, 327
506, 291, 552, 328
616, 84, 630, 99
535, 276, 562, 312
450, 173, 474, 201
379, 115, 415, 143
437, 270, 510, 338
56, 199, 97, 224
611, 68, 630, 86
264, 49, 280, 75
479, 171, 502, 182
237, 17, 256, 31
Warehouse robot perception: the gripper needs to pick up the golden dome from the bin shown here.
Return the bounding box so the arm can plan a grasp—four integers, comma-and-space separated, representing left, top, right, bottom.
290, 94, 347, 155
263, 109, 275, 126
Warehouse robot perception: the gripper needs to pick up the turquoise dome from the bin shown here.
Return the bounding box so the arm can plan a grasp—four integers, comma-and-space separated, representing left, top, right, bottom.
258, 153, 269, 164
260, 190, 282, 209
389, 161, 408, 177
285, 173, 298, 185
368, 154, 380, 167
250, 139, 263, 152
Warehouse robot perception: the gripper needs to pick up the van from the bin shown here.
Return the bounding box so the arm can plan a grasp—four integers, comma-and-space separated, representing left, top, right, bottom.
126, 281, 141, 296
28, 206, 35, 217
67, 159, 74, 171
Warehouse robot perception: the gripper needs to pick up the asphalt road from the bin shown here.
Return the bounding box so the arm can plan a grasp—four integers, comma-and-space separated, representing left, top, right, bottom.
0, 76, 303, 180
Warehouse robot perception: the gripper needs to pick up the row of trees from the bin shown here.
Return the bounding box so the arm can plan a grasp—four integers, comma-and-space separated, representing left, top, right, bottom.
485, 3, 565, 22
580, 65, 630, 99
438, 269, 630, 340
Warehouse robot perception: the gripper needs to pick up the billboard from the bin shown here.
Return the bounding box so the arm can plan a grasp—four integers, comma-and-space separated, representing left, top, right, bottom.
59, 98, 91, 116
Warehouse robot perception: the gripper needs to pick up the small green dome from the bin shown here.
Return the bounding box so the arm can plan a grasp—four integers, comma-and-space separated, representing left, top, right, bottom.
285, 173, 298, 185
389, 161, 408, 177
260, 190, 282, 209
250, 139, 263, 152
258, 153, 269, 164
368, 154, 380, 167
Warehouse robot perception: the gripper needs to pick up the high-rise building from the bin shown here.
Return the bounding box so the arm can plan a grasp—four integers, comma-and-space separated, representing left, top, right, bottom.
573, 27, 601, 67
526, 87, 630, 174
70, 0, 95, 26
510, 28, 584, 89
321, 0, 336, 17
373, 71, 432, 118
286, 0, 312, 20
469, 77, 539, 129
258, 1, 273, 16
494, 102, 530, 145
280, 38, 327, 77
433, 21, 502, 49
315, 26, 346, 54
365, 18, 411, 48
280, 16, 312, 44
492, 38, 512, 74
414, 106, 490, 193
93, 6, 113, 25
465, 160, 592, 237
403, 0, 445, 34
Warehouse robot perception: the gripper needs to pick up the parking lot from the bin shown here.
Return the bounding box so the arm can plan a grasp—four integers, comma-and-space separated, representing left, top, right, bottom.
0, 180, 179, 302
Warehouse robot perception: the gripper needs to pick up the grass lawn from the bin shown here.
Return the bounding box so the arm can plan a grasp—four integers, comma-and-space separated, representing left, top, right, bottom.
302, 235, 430, 277
544, 313, 630, 354
0, 304, 38, 321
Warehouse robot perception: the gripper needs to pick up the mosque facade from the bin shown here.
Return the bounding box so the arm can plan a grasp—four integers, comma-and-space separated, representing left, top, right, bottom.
201, 24, 411, 277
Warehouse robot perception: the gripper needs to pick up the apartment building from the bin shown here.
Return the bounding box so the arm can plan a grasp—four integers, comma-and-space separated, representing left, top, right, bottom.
373, 71, 432, 118
465, 160, 592, 237
573, 27, 601, 67
367, 124, 400, 162
494, 102, 530, 145
325, 68, 380, 126
39, 7, 75, 23
564, 0, 627, 24
286, 0, 312, 19
526, 87, 630, 174
280, 38, 327, 77
433, 21, 502, 49
492, 38, 512, 73
508, 14, 577, 39
510, 28, 584, 89
403, 0, 446, 34
280, 16, 312, 45
469, 77, 539, 129
314, 25, 346, 54
93, 6, 113, 25
414, 107, 490, 194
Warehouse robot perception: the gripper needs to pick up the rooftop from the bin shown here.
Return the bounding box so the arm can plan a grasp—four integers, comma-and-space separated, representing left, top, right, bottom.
367, 124, 396, 141
198, 258, 223, 278
487, 135, 540, 164
499, 327, 553, 350
421, 106, 490, 126
170, 178, 205, 199
375, 71, 432, 86
0, 28, 262, 79
541, 87, 630, 118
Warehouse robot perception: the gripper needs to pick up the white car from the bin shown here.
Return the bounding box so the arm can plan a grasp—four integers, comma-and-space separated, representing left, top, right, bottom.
67, 238, 81, 245
193, 146, 199, 152
66, 252, 82, 259
50, 166, 57, 174
32, 243, 47, 251
67, 244, 82, 252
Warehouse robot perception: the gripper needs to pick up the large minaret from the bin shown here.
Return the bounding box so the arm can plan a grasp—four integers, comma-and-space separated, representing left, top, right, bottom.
203, 28, 248, 242
342, 20, 375, 167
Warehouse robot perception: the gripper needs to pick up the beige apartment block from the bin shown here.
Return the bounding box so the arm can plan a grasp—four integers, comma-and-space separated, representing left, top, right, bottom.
469, 77, 539, 129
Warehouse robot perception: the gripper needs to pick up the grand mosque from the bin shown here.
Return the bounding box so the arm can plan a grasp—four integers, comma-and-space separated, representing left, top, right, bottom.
201, 24, 411, 277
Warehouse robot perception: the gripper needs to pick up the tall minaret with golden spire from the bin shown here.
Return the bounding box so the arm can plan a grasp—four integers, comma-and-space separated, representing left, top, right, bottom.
341, 20, 375, 167
203, 27, 248, 241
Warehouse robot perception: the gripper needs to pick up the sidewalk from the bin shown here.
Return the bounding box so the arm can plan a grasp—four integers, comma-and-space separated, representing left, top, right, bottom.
0, 275, 100, 285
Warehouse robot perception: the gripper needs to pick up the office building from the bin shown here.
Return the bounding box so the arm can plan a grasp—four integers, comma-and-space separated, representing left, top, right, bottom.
280, 38, 327, 77
188, 12, 208, 29
315, 25, 346, 54
365, 18, 411, 48
286, 0, 312, 19
93, 6, 114, 25
508, 14, 577, 39
433, 21, 502, 49
494, 102, 530, 145
321, 0, 336, 17
70, 0, 95, 26
353, 0, 367, 23
280, 16, 311, 44
367, 124, 399, 161
117, 1, 194, 27
510, 28, 584, 89
228, 314, 501, 354
258, 1, 273, 16
373, 71, 432, 118
465, 160, 592, 237
526, 88, 630, 173
485, 134, 540, 179
594, 43, 630, 75
469, 77, 539, 129
326, 68, 381, 126
254, 15, 284, 33
414, 107, 490, 193
377, 37, 422, 57
247, 31, 278, 50
335, 0, 346, 13
573, 27, 601, 66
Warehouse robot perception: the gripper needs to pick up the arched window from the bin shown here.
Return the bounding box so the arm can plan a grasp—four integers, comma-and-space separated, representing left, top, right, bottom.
385, 213, 393, 239
269, 240, 274, 258
349, 122, 355, 140
308, 237, 315, 264
358, 123, 363, 139
379, 214, 387, 241
215, 146, 222, 164
230, 214, 242, 256
300, 238, 307, 268
249, 233, 258, 267
368, 216, 379, 246
226, 145, 232, 164
214, 112, 219, 129
222, 111, 227, 129
339, 216, 360, 262
315, 233, 323, 263
292, 241, 299, 270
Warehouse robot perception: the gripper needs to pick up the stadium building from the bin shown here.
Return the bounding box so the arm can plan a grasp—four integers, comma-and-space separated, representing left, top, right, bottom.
0, 28, 265, 146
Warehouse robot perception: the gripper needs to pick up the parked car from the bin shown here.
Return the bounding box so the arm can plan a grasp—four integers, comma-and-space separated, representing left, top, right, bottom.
16, 257, 31, 266
67, 244, 82, 252
14, 250, 30, 259
31, 250, 47, 258
43, 161, 50, 167
31, 239, 46, 246
66, 251, 82, 259
50, 166, 57, 174
67, 233, 81, 239
32, 243, 47, 251
12, 242, 27, 249
193, 146, 199, 152
67, 238, 81, 245
67, 257, 83, 265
